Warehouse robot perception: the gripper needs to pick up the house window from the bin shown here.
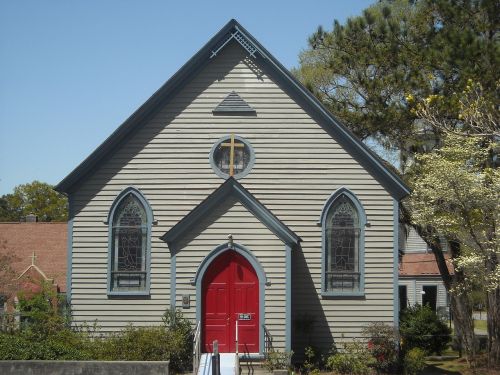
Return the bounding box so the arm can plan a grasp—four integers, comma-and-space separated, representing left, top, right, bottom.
108, 188, 152, 295
399, 285, 408, 312
209, 134, 255, 179
320, 189, 366, 296
422, 285, 437, 311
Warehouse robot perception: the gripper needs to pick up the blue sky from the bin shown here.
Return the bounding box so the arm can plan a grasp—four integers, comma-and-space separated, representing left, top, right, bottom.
0, 0, 374, 195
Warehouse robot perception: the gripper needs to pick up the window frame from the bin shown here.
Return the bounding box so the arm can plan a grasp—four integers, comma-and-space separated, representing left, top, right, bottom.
319, 188, 366, 297
106, 187, 154, 297
209, 135, 255, 180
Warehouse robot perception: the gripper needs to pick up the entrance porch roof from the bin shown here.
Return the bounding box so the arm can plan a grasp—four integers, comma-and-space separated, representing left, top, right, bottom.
160, 177, 301, 248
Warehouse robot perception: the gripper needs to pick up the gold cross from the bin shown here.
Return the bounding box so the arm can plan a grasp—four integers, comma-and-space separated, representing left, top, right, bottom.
30, 251, 37, 266
221, 133, 244, 176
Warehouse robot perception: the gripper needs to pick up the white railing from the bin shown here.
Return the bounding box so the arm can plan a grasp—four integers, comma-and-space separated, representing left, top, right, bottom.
193, 321, 201, 375
235, 320, 239, 375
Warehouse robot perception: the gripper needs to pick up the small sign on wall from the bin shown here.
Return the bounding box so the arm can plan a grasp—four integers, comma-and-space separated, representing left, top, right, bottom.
182, 294, 190, 309
238, 313, 251, 320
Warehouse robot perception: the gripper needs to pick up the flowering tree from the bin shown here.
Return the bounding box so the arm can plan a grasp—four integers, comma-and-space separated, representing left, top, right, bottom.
408, 84, 499, 365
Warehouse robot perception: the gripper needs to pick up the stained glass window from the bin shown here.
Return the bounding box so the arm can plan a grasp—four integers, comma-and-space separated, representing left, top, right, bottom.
210, 135, 254, 179
110, 193, 148, 292
325, 195, 361, 292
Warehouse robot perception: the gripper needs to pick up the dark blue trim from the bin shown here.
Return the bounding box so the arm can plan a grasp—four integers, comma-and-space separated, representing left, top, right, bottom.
194, 243, 267, 355
285, 244, 292, 351
170, 251, 177, 309
106, 187, 154, 297
161, 177, 300, 247
55, 19, 410, 200
66, 195, 74, 304
393, 199, 399, 329
208, 135, 255, 180
320, 187, 366, 297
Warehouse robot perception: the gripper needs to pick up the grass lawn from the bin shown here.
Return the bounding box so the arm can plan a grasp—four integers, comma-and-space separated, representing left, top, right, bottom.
474, 319, 487, 331
425, 356, 499, 375
425, 358, 468, 374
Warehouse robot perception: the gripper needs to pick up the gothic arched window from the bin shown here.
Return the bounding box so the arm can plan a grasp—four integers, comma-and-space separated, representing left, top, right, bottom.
321, 189, 366, 296
108, 188, 152, 295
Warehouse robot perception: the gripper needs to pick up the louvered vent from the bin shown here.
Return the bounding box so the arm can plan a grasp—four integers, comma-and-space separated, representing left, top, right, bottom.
213, 91, 256, 114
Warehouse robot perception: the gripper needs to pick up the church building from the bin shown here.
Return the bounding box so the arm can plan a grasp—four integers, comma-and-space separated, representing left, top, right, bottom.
56, 20, 409, 357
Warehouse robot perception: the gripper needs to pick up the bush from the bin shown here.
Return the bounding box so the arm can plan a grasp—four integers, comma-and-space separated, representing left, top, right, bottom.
0, 286, 193, 372
0, 327, 93, 360
302, 345, 322, 374
403, 348, 426, 375
95, 310, 192, 372
326, 341, 371, 375
264, 349, 293, 371
399, 304, 451, 355
362, 322, 398, 373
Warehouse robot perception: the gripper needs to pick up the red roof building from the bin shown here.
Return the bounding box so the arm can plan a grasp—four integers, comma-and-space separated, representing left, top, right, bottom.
0, 222, 67, 295
399, 252, 454, 277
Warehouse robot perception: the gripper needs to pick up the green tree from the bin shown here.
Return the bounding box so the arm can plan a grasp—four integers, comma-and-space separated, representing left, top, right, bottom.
408, 86, 499, 365
296, 0, 431, 148
0, 181, 67, 222
296, 0, 498, 148
297, 0, 499, 365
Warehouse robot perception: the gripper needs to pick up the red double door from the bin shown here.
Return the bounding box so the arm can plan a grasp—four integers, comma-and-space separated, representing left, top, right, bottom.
202, 250, 259, 353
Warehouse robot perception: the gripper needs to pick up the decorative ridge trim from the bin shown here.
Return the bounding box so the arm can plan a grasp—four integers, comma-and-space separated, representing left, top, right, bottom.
56, 19, 410, 201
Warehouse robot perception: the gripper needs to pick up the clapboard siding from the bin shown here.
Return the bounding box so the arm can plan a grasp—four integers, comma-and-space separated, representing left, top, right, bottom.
174, 201, 287, 349
399, 277, 449, 312
70, 41, 396, 352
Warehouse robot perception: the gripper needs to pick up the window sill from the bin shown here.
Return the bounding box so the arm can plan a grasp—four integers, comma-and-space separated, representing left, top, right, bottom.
107, 291, 151, 299
321, 291, 365, 299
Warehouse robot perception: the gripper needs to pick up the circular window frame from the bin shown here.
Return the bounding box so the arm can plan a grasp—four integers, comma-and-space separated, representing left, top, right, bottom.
209, 135, 255, 180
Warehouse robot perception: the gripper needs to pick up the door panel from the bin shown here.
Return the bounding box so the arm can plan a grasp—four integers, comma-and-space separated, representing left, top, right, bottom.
202, 250, 259, 353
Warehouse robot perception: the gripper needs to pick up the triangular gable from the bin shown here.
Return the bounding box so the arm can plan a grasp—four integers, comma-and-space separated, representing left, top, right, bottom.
17, 264, 51, 282
213, 91, 256, 114
56, 19, 410, 200
161, 177, 301, 247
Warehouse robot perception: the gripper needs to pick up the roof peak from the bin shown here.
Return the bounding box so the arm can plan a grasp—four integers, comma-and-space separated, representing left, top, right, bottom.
56, 19, 409, 200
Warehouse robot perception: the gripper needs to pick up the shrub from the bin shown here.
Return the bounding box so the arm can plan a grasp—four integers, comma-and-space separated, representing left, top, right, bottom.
403, 348, 426, 375
96, 310, 192, 372
264, 349, 293, 371
0, 327, 93, 360
162, 309, 193, 371
302, 345, 322, 374
399, 304, 451, 355
326, 341, 371, 375
0, 286, 193, 372
362, 322, 398, 373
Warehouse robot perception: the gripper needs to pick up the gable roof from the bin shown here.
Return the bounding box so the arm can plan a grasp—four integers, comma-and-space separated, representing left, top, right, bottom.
161, 177, 301, 247
399, 252, 454, 277
56, 19, 410, 200
0, 222, 67, 292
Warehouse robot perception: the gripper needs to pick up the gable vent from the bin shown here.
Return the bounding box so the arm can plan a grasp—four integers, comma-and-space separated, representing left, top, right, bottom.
213, 91, 256, 114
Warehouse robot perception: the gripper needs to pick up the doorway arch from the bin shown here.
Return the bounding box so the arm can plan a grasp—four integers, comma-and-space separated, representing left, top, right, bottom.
194, 243, 266, 354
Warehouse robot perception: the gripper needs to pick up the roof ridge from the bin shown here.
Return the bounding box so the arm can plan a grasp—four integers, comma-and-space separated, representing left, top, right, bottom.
56, 19, 410, 200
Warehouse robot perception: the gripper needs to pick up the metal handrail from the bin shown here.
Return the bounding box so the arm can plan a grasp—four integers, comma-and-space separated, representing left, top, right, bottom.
263, 325, 273, 358
193, 321, 201, 375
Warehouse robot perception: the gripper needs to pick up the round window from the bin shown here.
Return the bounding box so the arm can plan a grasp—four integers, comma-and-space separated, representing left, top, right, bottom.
209, 135, 255, 179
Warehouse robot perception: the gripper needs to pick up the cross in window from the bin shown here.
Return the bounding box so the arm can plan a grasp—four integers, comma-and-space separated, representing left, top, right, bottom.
220, 133, 245, 176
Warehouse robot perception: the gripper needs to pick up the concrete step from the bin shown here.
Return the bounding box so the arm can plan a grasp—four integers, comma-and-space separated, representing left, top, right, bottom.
238, 360, 271, 375
198, 353, 239, 375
